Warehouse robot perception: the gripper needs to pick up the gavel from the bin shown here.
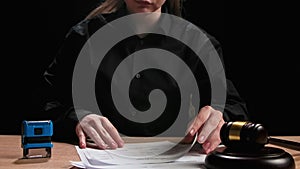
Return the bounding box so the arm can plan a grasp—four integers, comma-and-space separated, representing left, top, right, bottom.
220, 121, 300, 151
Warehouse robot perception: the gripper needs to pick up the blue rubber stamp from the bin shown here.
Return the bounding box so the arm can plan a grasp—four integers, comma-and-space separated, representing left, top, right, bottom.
21, 120, 53, 158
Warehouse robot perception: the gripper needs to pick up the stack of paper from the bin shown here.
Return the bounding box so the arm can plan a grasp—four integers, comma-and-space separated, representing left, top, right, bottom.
70, 136, 207, 169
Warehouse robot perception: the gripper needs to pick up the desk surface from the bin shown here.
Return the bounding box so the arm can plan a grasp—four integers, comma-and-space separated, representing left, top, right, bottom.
0, 135, 299, 169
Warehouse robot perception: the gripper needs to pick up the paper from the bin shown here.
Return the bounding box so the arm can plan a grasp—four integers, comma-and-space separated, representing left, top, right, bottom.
71, 135, 208, 169
71, 148, 207, 169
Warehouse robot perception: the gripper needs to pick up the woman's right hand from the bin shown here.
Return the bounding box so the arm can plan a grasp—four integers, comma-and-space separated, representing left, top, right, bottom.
76, 114, 124, 149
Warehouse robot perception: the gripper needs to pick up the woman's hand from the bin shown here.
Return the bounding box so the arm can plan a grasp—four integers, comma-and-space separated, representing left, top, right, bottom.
187, 106, 225, 154
76, 114, 124, 149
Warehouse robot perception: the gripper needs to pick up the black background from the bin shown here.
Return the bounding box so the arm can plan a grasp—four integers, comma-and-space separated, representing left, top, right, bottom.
2, 0, 299, 135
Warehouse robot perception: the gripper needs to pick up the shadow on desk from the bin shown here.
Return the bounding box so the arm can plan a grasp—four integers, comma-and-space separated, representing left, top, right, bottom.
14, 158, 50, 165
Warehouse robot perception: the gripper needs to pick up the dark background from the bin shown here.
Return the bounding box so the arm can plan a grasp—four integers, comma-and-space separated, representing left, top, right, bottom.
2, 0, 299, 135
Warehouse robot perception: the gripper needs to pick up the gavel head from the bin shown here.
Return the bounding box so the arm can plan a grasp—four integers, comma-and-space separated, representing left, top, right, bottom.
220, 121, 269, 150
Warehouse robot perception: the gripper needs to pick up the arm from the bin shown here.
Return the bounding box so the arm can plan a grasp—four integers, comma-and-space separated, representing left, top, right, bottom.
187, 33, 249, 153
35, 28, 85, 143
35, 18, 124, 148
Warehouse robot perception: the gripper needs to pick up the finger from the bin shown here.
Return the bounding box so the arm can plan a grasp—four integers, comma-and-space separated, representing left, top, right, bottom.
101, 117, 124, 148
92, 117, 118, 149
198, 109, 222, 143
188, 106, 212, 137
82, 124, 108, 149
76, 123, 86, 148
85, 138, 101, 149
202, 120, 223, 154
86, 142, 101, 149
185, 118, 197, 136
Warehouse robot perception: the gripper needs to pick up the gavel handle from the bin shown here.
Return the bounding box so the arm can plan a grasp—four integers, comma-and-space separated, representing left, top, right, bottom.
268, 137, 300, 151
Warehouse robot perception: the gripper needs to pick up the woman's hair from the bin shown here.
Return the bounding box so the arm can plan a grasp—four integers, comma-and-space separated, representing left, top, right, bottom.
86, 0, 182, 19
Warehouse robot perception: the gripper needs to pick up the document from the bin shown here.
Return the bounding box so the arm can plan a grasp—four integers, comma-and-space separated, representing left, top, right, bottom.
70, 135, 208, 169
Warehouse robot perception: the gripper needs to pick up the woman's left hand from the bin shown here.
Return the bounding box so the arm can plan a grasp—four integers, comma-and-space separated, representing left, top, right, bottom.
187, 105, 225, 154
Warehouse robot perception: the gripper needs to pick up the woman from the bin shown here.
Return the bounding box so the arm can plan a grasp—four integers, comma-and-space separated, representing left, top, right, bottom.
40, 0, 248, 154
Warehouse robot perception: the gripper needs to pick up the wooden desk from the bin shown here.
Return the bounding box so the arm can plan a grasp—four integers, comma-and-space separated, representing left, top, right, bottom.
0, 135, 299, 169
